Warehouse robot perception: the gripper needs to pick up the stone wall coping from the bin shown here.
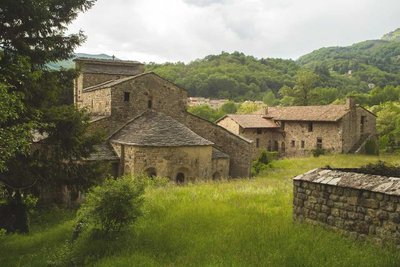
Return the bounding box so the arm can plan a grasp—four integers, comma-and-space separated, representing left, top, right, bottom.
293, 168, 400, 195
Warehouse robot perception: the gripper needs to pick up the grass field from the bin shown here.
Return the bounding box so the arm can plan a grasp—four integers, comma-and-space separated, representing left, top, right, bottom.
1, 154, 400, 266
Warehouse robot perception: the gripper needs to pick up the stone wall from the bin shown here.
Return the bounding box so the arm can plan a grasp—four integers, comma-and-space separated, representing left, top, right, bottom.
341, 107, 377, 153
212, 158, 230, 179
81, 88, 112, 116
283, 121, 342, 156
183, 113, 252, 178
111, 73, 188, 121
241, 128, 282, 159
119, 145, 213, 182
293, 168, 400, 245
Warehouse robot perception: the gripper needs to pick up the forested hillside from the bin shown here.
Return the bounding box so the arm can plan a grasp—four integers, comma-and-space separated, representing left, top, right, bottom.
146, 32, 400, 104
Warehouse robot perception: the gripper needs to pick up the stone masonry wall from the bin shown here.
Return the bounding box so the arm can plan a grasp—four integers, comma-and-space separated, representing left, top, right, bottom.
183, 113, 252, 178
284, 121, 342, 156
120, 145, 213, 182
293, 168, 400, 245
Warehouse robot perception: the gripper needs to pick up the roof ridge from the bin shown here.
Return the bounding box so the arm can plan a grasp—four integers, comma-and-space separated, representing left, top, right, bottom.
83, 72, 156, 92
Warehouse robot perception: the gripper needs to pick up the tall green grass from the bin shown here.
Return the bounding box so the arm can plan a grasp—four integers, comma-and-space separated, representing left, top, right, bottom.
1, 155, 400, 266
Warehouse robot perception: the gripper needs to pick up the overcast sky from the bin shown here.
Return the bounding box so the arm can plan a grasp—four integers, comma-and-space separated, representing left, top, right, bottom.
68, 0, 400, 63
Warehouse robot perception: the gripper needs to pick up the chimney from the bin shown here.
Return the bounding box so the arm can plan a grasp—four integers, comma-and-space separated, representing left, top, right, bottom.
346, 96, 356, 110
264, 106, 268, 115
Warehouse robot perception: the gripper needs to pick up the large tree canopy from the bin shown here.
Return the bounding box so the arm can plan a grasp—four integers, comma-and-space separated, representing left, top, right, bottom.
0, 0, 97, 169
0, 0, 100, 232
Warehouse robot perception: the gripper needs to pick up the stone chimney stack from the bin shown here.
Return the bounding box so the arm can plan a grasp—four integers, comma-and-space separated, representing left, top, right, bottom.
346, 96, 356, 110
264, 106, 268, 115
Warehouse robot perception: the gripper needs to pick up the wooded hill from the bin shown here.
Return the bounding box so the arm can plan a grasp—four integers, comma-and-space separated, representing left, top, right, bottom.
145, 29, 400, 104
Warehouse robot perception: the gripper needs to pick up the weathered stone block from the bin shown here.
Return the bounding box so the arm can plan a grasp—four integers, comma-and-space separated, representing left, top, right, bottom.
318, 213, 328, 222
360, 199, 379, 209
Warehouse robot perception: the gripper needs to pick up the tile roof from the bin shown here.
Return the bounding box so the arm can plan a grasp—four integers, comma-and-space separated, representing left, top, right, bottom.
83, 72, 153, 92
212, 147, 230, 159
263, 105, 351, 122
83, 143, 119, 161
219, 114, 280, 129
74, 57, 143, 65
110, 110, 214, 147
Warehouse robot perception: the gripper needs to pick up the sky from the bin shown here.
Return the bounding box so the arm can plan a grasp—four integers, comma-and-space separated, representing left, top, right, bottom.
68, 0, 400, 63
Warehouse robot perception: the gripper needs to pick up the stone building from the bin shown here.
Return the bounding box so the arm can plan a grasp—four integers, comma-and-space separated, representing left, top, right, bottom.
74, 58, 252, 181
216, 98, 377, 159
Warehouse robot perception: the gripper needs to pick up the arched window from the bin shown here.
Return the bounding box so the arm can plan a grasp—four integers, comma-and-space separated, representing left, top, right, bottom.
145, 167, 157, 178
176, 172, 185, 184
212, 172, 221, 180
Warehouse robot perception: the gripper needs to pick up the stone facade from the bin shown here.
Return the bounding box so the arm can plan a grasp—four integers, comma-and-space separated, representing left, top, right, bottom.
293, 168, 400, 245
217, 98, 378, 159
75, 58, 252, 180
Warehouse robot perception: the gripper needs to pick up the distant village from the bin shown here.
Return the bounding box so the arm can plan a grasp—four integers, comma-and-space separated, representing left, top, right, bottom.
187, 97, 263, 109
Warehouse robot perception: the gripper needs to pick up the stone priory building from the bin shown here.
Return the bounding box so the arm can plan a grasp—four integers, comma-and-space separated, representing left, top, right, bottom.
217, 98, 377, 159
74, 57, 253, 182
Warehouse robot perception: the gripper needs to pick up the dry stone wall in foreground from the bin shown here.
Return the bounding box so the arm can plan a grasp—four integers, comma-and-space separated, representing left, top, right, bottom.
293, 168, 400, 246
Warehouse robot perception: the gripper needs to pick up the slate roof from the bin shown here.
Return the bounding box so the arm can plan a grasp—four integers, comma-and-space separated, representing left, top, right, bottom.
294, 168, 400, 195
212, 147, 230, 159
83, 143, 119, 161
83, 72, 152, 92
74, 57, 143, 65
110, 110, 214, 147
264, 105, 350, 122
218, 114, 279, 129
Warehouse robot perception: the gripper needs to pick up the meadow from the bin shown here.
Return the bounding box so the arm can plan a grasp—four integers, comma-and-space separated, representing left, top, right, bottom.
1, 154, 400, 267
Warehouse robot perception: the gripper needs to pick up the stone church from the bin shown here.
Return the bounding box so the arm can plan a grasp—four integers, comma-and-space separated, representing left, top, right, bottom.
217, 98, 377, 159
74, 58, 252, 182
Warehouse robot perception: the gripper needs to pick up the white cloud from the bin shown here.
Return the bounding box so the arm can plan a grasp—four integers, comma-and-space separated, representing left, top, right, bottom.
68, 0, 400, 63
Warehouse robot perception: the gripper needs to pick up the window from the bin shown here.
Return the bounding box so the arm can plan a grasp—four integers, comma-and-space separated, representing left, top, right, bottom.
274, 141, 279, 151
301, 140, 305, 149
291, 140, 295, 147
360, 116, 366, 133
148, 99, 153, 108
256, 138, 260, 148
124, 92, 130, 102
308, 122, 313, 132
257, 129, 262, 134
316, 138, 323, 149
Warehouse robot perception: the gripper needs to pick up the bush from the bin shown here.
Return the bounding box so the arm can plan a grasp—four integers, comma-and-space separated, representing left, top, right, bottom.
251, 150, 275, 176
76, 175, 145, 235
312, 148, 325, 157
365, 139, 379, 155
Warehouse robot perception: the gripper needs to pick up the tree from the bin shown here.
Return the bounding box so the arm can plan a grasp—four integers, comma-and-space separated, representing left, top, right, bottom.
262, 91, 277, 106
219, 101, 237, 114
0, 0, 99, 233
292, 69, 319, 105
237, 102, 263, 114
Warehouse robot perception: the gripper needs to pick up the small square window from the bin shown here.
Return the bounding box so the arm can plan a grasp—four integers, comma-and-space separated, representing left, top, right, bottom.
124, 92, 130, 102
316, 138, 323, 149
308, 122, 313, 132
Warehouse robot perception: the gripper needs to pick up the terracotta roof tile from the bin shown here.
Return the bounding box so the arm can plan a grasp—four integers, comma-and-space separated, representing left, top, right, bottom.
264, 105, 350, 122
222, 114, 280, 129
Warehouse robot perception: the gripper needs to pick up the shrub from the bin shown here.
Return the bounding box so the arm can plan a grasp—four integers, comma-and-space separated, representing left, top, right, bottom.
365, 139, 379, 155
311, 148, 325, 157
251, 150, 275, 176
76, 175, 145, 235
